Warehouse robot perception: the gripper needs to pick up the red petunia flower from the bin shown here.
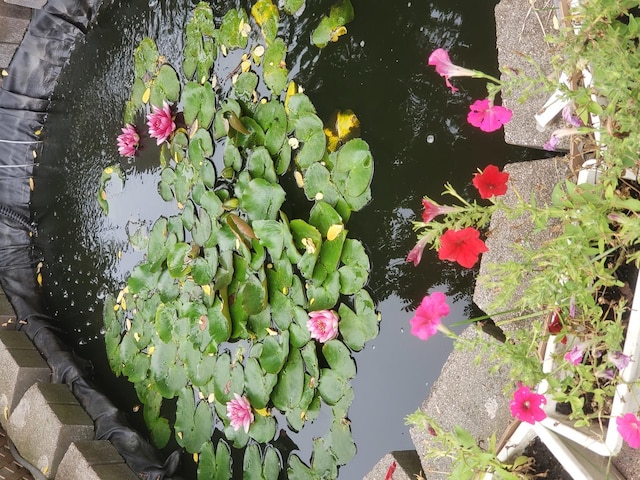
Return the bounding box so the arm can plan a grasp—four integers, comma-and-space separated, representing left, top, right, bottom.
472, 164, 509, 199
437, 227, 488, 268
467, 99, 513, 132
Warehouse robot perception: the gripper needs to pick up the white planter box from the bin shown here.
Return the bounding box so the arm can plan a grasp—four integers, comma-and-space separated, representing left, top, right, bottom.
532, 161, 640, 455
484, 421, 625, 480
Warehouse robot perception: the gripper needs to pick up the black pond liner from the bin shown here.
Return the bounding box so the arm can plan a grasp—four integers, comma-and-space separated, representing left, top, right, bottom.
0, 0, 180, 478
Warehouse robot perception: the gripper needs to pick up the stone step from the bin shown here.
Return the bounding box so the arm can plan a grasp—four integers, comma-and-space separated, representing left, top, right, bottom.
362, 451, 422, 480
0, 330, 51, 429
6, 382, 95, 479
0, 0, 32, 19
55, 441, 139, 480
3, 0, 43, 11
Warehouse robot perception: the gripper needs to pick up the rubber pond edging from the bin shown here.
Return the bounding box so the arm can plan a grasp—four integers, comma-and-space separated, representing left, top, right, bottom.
0, 0, 181, 477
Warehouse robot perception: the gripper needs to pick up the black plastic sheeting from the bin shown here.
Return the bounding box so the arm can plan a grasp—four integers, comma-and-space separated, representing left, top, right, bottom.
0, 0, 180, 478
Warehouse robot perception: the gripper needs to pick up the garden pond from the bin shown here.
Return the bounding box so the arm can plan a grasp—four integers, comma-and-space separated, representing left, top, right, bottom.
30, 0, 547, 477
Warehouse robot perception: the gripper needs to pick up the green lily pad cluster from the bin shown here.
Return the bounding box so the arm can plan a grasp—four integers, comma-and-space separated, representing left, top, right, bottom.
102, 2, 378, 478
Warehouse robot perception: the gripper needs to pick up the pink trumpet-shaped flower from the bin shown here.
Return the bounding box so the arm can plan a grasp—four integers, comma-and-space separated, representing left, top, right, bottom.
428, 48, 476, 92
307, 309, 339, 343
421, 198, 457, 223
510, 385, 547, 424
409, 291, 450, 341
467, 99, 513, 133
226, 393, 254, 434
609, 351, 632, 370
146, 101, 176, 145
407, 236, 429, 266
116, 124, 140, 157
564, 344, 584, 366
617, 413, 640, 448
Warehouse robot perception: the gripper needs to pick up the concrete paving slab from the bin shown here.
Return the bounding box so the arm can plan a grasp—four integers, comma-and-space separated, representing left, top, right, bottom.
0, 0, 32, 19
56, 441, 138, 480
0, 17, 29, 44
495, 0, 568, 150
363, 451, 422, 480
473, 156, 571, 325
0, 331, 51, 429
7, 383, 94, 479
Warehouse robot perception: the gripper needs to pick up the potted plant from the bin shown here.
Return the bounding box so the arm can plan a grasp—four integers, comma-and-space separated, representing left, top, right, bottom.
406, 0, 640, 475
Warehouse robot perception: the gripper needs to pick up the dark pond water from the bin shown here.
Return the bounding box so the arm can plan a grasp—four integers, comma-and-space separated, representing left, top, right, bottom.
32, 0, 546, 477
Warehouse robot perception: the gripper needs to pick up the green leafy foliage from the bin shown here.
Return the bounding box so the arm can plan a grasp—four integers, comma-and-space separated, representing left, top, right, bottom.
311, 0, 354, 48
105, 2, 374, 478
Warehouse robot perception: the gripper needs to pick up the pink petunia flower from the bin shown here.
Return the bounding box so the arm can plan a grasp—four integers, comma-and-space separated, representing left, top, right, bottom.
116, 124, 140, 157
564, 344, 584, 366
307, 309, 339, 343
427, 48, 476, 92
509, 385, 547, 424
421, 198, 458, 223
608, 351, 632, 371
409, 291, 450, 341
562, 104, 583, 127
226, 393, 254, 433
467, 99, 513, 133
407, 236, 429, 266
617, 413, 640, 448
544, 134, 560, 151
146, 101, 176, 145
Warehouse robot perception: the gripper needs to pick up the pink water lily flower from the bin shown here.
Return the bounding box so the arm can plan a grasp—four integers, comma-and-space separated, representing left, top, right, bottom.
428, 48, 476, 92
226, 393, 254, 434
467, 99, 513, 132
307, 309, 339, 343
146, 101, 176, 145
409, 291, 450, 340
510, 385, 547, 424
116, 124, 140, 157
617, 413, 640, 448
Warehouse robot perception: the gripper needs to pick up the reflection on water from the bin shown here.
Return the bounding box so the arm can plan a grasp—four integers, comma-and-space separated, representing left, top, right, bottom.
32, 0, 546, 477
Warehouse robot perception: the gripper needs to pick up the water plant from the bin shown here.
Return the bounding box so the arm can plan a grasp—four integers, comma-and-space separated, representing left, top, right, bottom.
100, 1, 378, 478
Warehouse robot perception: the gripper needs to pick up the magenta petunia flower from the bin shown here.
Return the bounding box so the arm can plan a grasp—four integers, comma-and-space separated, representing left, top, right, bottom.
146, 101, 176, 145
617, 413, 640, 448
544, 134, 560, 151
409, 291, 450, 341
427, 48, 476, 92
307, 309, 339, 343
608, 351, 632, 371
226, 393, 254, 434
509, 385, 547, 424
564, 344, 584, 366
467, 99, 513, 133
116, 124, 140, 157
407, 236, 429, 267
562, 104, 583, 127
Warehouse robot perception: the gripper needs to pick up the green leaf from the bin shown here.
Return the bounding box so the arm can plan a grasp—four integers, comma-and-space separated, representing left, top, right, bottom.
259, 330, 290, 374
311, 0, 354, 48
182, 81, 216, 129
294, 114, 326, 169
332, 138, 373, 211
197, 441, 216, 480
311, 437, 338, 479
156, 303, 177, 343
167, 242, 192, 278
243, 443, 263, 480
97, 165, 124, 215
283, 0, 304, 15
183, 3, 216, 81
234, 72, 259, 102
271, 348, 304, 411
263, 445, 282, 480
338, 238, 370, 294
287, 455, 314, 480
322, 340, 356, 379
244, 357, 273, 408
317, 367, 348, 405
303, 163, 340, 205
247, 146, 277, 183
263, 38, 289, 94
328, 419, 356, 466
219, 8, 250, 50
150, 64, 181, 107
214, 440, 232, 480
248, 411, 277, 443
251, 0, 279, 45
128, 263, 161, 294
237, 178, 286, 222
306, 270, 340, 310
